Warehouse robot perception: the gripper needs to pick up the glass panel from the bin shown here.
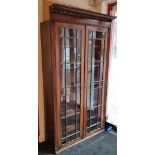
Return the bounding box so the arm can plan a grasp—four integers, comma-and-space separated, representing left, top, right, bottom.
67, 134, 76, 142
60, 27, 82, 144
96, 31, 105, 39
90, 125, 97, 132
87, 118, 90, 127
66, 98, 76, 117
88, 32, 104, 62
90, 107, 98, 118
91, 88, 101, 107
76, 86, 81, 113
91, 88, 99, 107
66, 93, 76, 104
60, 63, 66, 89
98, 106, 101, 122
86, 105, 102, 133
61, 86, 80, 96
77, 29, 82, 38
98, 88, 102, 106
76, 113, 80, 131
86, 30, 105, 133
77, 38, 81, 62
61, 96, 66, 118
88, 31, 93, 38
90, 117, 98, 125
93, 40, 102, 61
61, 87, 81, 118
87, 88, 91, 109
100, 61, 104, 79
86, 128, 90, 133
88, 39, 93, 61
86, 125, 98, 133
62, 139, 66, 144
93, 32, 96, 39
65, 28, 76, 37
65, 38, 76, 63
97, 123, 101, 128
88, 31, 105, 39
76, 133, 80, 138
60, 28, 82, 63
88, 61, 103, 82
60, 28, 64, 37
61, 118, 66, 138
86, 88, 102, 109
62, 138, 66, 145
67, 115, 76, 136
64, 63, 81, 87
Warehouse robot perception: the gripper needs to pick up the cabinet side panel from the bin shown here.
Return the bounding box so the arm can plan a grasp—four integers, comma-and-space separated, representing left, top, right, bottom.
38, 13, 45, 143
103, 29, 111, 125
40, 21, 55, 152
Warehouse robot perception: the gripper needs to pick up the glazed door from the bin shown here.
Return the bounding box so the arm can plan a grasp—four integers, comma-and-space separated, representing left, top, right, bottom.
55, 23, 85, 147
84, 26, 108, 136
55, 23, 108, 147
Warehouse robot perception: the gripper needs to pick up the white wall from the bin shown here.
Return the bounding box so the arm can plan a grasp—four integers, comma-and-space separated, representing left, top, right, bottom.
101, 0, 116, 14
101, 0, 117, 126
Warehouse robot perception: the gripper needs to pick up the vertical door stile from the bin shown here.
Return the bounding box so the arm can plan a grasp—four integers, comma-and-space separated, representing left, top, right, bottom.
101, 29, 109, 128
64, 27, 67, 143
83, 27, 88, 137
80, 26, 85, 138
55, 23, 62, 148
75, 30, 77, 139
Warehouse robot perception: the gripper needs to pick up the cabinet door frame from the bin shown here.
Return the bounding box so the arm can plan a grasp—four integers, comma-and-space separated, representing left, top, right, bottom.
55, 22, 85, 148
83, 26, 109, 137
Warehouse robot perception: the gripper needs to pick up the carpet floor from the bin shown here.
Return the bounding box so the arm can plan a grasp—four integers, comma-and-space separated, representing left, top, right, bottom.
38, 131, 117, 155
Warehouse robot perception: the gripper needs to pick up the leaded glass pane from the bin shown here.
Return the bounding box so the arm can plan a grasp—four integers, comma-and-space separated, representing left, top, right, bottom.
86, 30, 105, 133
60, 27, 82, 144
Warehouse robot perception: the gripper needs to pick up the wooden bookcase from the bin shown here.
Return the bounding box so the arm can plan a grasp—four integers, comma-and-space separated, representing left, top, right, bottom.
41, 4, 115, 153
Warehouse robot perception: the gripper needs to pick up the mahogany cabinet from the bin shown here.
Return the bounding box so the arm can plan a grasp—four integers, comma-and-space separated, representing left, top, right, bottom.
41, 4, 115, 153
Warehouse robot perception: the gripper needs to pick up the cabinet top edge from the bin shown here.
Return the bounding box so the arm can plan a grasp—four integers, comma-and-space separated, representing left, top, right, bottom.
49, 4, 116, 23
